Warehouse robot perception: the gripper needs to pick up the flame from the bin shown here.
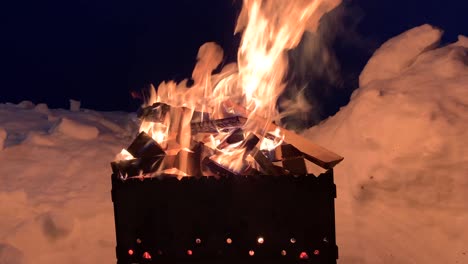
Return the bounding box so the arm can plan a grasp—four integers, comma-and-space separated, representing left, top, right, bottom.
140, 121, 168, 145
115, 149, 134, 161
260, 128, 284, 151
121, 0, 341, 175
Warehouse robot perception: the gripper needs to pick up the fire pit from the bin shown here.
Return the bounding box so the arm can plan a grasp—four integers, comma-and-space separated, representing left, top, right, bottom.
110, 0, 344, 263
111, 102, 342, 264
111, 171, 338, 264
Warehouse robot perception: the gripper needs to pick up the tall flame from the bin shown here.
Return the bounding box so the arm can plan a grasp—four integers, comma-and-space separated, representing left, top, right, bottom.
135, 0, 341, 174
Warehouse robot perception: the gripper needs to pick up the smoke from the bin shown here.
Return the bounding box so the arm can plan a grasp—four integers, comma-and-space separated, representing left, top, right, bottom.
278, 1, 371, 131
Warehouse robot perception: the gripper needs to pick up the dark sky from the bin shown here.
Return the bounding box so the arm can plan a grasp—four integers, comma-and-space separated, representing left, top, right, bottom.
1, 0, 467, 115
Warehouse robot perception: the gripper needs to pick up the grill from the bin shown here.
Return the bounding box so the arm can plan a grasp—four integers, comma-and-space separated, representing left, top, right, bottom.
111, 170, 338, 264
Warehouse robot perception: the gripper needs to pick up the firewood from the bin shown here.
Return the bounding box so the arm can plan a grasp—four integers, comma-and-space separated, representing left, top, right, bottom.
190, 116, 247, 134
223, 101, 343, 169
126, 131, 166, 158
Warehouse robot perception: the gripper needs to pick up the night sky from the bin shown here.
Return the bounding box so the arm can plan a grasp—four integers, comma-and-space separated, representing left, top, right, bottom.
1, 0, 467, 118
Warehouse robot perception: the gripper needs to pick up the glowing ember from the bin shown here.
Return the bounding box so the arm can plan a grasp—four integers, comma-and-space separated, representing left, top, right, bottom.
142, 252, 152, 259
257, 236, 265, 244
299, 251, 309, 259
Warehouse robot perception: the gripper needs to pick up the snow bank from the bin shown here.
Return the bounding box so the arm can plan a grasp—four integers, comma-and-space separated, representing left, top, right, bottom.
16, 101, 35, 109
0, 243, 24, 264
0, 104, 132, 263
50, 117, 99, 140
69, 99, 81, 112
359, 24, 443, 87
454, 35, 468, 48
305, 26, 468, 263
0, 128, 6, 150
34, 103, 49, 115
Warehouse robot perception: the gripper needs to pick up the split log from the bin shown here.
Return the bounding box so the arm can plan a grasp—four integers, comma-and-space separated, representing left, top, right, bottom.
223, 101, 343, 169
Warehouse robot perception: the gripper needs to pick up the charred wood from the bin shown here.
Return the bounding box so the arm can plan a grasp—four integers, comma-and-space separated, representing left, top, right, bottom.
191, 116, 247, 134
137, 102, 170, 122
126, 131, 166, 158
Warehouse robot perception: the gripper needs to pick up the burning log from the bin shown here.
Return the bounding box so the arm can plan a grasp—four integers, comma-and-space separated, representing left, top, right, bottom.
203, 132, 260, 176
202, 156, 261, 177
126, 131, 166, 159
111, 156, 165, 178
217, 128, 244, 149
250, 147, 282, 176
137, 102, 171, 123
202, 157, 239, 177
223, 100, 344, 169
174, 144, 202, 177
190, 116, 247, 133
280, 144, 308, 175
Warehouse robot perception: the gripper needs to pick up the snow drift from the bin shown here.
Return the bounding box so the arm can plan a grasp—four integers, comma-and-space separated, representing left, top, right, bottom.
305, 24, 468, 263
0, 25, 467, 263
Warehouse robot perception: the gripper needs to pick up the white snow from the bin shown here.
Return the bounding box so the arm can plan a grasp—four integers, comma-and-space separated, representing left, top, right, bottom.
0, 104, 135, 263
0, 128, 6, 150
0, 25, 467, 263
50, 117, 100, 140
16, 101, 35, 110
305, 27, 468, 263
359, 24, 443, 87
69, 99, 81, 112
34, 104, 50, 115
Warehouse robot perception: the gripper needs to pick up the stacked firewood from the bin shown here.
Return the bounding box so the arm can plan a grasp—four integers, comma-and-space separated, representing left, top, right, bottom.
111, 102, 343, 179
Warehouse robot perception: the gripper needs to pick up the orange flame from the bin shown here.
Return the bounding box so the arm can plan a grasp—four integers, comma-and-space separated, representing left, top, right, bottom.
130, 0, 341, 174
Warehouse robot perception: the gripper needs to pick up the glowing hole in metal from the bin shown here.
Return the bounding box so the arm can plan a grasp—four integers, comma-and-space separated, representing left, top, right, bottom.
187, 250, 193, 256
290, 238, 296, 244
314, 249, 320, 255
143, 252, 152, 259
226, 238, 233, 244
249, 250, 255, 256
257, 236, 264, 244
136, 238, 142, 244
195, 238, 201, 244
281, 250, 287, 256
299, 252, 309, 260
128, 249, 134, 256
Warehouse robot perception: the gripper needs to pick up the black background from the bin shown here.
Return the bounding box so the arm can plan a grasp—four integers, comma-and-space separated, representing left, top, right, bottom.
1, 0, 466, 121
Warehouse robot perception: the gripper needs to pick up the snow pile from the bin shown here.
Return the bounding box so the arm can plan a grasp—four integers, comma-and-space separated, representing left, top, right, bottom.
359, 24, 443, 87
69, 99, 81, 112
0, 128, 6, 150
50, 117, 100, 140
305, 24, 468, 263
0, 25, 467, 263
0, 103, 136, 263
